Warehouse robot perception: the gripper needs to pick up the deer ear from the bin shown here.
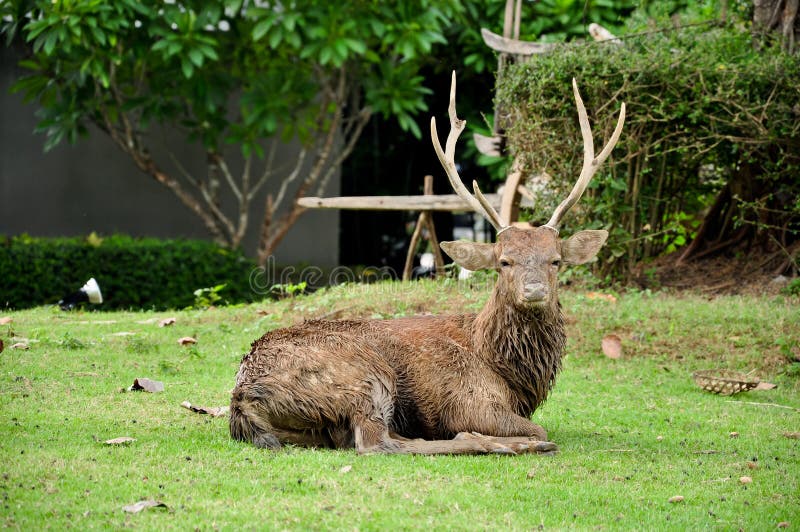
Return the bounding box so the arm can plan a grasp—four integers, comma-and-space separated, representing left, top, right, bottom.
440, 241, 496, 271
562, 230, 608, 265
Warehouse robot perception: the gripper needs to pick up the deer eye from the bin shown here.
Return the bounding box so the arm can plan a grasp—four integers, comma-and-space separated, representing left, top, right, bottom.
551, 259, 562, 267
499, 259, 512, 268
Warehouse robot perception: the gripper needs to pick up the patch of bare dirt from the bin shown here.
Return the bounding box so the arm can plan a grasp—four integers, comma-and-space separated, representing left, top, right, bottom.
631, 252, 796, 296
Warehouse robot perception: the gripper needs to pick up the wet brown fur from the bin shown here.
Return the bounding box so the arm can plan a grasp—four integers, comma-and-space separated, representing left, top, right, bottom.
229, 227, 594, 455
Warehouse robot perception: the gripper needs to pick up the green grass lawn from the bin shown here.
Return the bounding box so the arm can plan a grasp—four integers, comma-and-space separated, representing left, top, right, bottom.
2, 281, 799, 529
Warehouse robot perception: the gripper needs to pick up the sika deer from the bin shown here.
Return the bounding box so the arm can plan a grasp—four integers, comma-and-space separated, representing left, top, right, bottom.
230, 72, 625, 455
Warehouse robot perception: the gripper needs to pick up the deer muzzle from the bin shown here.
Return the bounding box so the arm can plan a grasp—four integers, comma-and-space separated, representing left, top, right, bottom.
523, 282, 548, 303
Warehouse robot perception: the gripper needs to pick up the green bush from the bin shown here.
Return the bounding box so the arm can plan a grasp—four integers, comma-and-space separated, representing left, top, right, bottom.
496, 23, 800, 279
0, 235, 257, 310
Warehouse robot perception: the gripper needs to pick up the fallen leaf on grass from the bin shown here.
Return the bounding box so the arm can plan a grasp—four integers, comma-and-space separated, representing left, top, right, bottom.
339, 465, 352, 474
129, 378, 164, 393
105, 437, 135, 445
10, 342, 29, 350
159, 317, 177, 327
754, 382, 777, 391
180, 401, 229, 418
177, 337, 197, 346
782, 432, 800, 439
586, 292, 617, 303
122, 500, 167, 513
0, 317, 13, 325
739, 476, 752, 484
668, 496, 684, 503
601, 334, 623, 359
777, 522, 790, 528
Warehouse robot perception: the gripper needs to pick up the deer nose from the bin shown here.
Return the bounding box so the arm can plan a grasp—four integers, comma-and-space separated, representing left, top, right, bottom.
523, 282, 547, 302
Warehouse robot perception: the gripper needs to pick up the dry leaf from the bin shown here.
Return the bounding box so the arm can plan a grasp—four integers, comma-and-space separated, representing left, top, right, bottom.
586, 292, 617, 303
729, 432, 739, 438
0, 317, 12, 325
601, 334, 623, 359
739, 476, 753, 484
668, 495, 684, 503
256, 309, 269, 316
180, 401, 229, 418
526, 469, 536, 479
130, 378, 164, 393
122, 500, 167, 513
105, 437, 135, 445
339, 465, 352, 474
777, 522, 790, 528
754, 382, 777, 391
178, 337, 197, 346
747, 461, 758, 469
782, 432, 800, 439
159, 317, 177, 327
10, 342, 29, 350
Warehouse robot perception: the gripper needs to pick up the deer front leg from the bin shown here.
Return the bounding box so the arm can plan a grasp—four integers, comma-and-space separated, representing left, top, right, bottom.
454, 432, 557, 455
445, 404, 553, 446
353, 420, 556, 455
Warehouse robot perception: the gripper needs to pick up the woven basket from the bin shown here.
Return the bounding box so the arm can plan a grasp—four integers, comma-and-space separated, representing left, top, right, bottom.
692, 369, 760, 396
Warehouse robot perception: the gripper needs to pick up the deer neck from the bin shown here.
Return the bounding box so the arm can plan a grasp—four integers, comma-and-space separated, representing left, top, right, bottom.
472, 287, 566, 413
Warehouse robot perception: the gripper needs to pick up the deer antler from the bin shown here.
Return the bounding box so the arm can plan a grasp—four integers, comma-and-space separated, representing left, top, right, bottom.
431, 71, 506, 232
544, 79, 626, 231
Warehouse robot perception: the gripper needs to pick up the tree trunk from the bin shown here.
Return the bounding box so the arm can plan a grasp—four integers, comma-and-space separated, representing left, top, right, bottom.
753, 0, 800, 52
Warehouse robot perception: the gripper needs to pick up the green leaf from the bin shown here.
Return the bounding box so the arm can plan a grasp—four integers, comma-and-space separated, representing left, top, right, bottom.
343, 38, 365, 55
42, 31, 58, 55
252, 19, 271, 41
268, 27, 282, 49
188, 48, 204, 67
197, 43, 218, 61
181, 59, 194, 79
319, 46, 332, 65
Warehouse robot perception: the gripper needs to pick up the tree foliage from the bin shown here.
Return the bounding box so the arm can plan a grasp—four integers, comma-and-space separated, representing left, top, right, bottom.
2, 0, 459, 262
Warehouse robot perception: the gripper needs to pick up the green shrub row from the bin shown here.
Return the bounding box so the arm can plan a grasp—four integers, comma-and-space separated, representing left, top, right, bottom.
0, 235, 258, 310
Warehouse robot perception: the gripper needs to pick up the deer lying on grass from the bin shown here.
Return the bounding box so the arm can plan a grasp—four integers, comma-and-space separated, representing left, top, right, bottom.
230, 72, 625, 455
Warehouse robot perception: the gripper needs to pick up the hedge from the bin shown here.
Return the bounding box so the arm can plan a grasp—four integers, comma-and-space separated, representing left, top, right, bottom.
0, 235, 258, 310
495, 23, 800, 279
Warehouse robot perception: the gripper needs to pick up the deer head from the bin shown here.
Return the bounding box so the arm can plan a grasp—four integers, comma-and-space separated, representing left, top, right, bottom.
431, 72, 625, 310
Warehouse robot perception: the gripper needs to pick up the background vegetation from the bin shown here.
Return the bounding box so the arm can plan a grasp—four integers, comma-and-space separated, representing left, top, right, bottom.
0, 235, 255, 310
496, 19, 800, 281
1, 0, 464, 263
1, 282, 798, 528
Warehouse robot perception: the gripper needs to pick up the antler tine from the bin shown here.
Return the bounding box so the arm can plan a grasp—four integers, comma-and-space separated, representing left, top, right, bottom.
545, 79, 626, 230
431, 71, 505, 232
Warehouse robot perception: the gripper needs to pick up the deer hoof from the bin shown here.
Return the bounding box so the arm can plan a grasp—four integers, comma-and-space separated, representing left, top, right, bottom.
253, 433, 281, 450
533, 441, 558, 454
